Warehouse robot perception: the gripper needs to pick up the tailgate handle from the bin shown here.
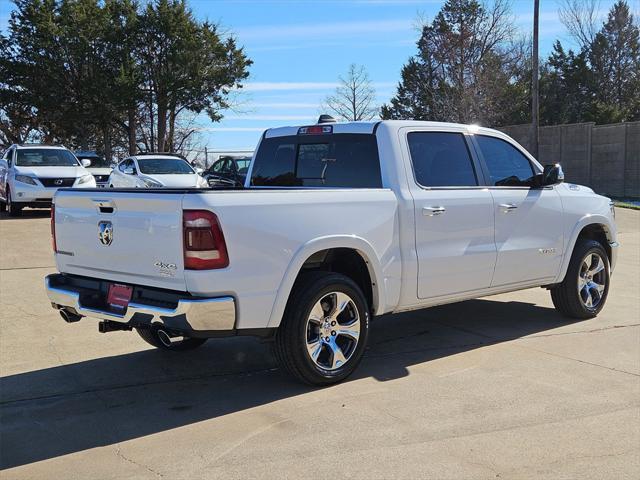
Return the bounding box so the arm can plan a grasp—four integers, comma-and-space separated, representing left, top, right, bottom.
93, 199, 116, 214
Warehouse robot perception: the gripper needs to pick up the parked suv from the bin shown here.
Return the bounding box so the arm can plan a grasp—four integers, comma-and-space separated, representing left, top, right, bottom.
0, 144, 96, 216
46, 120, 618, 385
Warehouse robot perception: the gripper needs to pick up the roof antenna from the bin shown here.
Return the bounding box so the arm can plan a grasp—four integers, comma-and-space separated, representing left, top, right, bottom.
317, 114, 337, 124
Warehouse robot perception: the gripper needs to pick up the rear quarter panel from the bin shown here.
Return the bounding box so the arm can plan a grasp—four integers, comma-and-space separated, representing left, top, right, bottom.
182, 189, 401, 329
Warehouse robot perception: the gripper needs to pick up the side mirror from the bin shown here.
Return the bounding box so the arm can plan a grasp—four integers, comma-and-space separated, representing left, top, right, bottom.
81, 159, 91, 168
541, 163, 564, 186
124, 167, 135, 175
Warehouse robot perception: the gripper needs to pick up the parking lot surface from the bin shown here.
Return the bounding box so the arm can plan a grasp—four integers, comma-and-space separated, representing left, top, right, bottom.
1, 208, 638, 479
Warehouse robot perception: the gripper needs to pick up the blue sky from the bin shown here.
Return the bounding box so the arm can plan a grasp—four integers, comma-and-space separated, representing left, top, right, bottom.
0, 0, 625, 151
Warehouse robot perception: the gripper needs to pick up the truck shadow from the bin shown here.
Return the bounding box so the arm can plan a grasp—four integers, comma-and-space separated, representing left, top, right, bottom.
0, 298, 581, 470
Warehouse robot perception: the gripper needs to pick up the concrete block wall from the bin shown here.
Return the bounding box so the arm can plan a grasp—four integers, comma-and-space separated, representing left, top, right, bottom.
498, 121, 640, 199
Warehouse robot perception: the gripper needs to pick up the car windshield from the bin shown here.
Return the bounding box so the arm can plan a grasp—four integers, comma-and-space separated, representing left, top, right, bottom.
137, 158, 194, 175
78, 155, 111, 168
16, 148, 79, 167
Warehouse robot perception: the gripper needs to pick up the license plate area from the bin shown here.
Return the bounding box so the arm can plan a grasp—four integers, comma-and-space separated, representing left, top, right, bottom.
107, 283, 133, 310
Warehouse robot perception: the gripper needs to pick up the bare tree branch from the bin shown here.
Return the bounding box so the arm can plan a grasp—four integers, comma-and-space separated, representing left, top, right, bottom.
322, 64, 378, 121
558, 0, 601, 50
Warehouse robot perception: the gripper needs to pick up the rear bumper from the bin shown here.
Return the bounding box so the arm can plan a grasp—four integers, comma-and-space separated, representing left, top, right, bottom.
45, 274, 236, 334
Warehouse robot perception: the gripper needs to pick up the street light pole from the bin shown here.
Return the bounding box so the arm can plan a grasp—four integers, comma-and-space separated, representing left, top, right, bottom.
531, 0, 540, 159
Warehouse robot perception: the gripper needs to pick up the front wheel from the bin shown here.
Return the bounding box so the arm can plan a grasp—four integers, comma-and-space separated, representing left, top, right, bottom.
550, 239, 610, 319
274, 272, 370, 385
136, 326, 208, 351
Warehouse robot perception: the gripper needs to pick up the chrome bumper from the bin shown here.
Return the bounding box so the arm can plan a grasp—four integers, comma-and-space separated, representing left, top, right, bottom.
45, 275, 235, 332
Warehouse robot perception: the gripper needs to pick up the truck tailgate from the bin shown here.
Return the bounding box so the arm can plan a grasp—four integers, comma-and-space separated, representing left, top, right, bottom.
54, 190, 187, 291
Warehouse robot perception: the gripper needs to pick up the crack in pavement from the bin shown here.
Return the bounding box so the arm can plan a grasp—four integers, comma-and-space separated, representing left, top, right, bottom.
0, 265, 55, 271
114, 444, 165, 478
3, 322, 639, 405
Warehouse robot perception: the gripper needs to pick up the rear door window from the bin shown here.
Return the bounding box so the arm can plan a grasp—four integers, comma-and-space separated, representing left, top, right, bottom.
250, 134, 381, 188
407, 132, 478, 187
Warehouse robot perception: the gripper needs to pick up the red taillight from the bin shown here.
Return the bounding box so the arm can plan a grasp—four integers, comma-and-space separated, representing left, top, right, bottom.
183, 210, 228, 270
50, 204, 57, 253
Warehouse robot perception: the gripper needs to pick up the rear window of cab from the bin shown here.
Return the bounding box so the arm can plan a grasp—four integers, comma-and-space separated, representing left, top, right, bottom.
250, 134, 382, 188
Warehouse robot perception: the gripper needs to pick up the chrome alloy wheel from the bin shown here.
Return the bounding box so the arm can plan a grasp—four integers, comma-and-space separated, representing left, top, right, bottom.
305, 291, 361, 371
578, 253, 607, 308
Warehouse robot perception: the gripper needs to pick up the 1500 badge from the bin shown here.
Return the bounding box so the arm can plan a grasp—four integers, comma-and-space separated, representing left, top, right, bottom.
154, 261, 177, 277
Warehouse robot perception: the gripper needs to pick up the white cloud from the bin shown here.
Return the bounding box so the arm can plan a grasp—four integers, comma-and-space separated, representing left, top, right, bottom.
252, 102, 319, 109
243, 81, 396, 92
197, 127, 267, 132
243, 82, 338, 92
235, 18, 411, 41
223, 114, 314, 121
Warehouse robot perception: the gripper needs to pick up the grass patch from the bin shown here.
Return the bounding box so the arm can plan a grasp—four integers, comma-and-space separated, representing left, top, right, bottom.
614, 201, 640, 210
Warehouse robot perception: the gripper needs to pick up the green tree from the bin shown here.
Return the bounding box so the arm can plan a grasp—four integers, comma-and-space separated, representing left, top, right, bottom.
540, 0, 639, 125
136, 0, 251, 152
0, 0, 251, 156
588, 1, 640, 122
539, 41, 591, 125
382, 0, 528, 126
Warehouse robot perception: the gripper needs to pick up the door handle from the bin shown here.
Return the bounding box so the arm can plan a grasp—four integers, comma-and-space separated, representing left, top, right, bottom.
499, 203, 518, 213
423, 206, 446, 216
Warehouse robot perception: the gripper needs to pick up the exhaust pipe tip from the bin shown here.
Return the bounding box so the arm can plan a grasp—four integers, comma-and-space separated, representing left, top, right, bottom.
156, 329, 174, 348
59, 309, 82, 323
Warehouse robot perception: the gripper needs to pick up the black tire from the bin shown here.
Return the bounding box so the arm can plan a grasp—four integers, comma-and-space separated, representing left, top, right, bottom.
274, 271, 370, 386
550, 239, 610, 319
6, 187, 22, 217
136, 325, 208, 351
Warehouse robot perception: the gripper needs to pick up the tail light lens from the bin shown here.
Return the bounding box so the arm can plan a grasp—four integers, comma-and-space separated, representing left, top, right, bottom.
50, 204, 57, 253
183, 210, 229, 270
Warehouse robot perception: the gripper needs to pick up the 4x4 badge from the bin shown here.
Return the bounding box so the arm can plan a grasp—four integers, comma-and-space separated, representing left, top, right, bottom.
98, 221, 113, 246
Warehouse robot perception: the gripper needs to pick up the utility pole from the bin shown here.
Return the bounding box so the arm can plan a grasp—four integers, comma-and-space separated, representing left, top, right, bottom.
531, 0, 540, 159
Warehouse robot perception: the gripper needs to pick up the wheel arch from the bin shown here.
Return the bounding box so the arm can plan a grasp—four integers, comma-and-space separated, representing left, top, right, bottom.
556, 216, 615, 283
267, 236, 386, 328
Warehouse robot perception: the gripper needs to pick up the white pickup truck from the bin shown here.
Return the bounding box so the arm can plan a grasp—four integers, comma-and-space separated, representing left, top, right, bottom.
45, 120, 618, 385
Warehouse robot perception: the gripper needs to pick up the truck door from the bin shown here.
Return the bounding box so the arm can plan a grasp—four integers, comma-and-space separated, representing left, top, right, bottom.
471, 134, 564, 287
403, 129, 497, 299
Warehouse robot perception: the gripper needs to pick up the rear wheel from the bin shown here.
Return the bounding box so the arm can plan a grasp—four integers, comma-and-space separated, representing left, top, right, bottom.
6, 187, 22, 217
274, 271, 370, 385
550, 239, 610, 319
136, 325, 208, 351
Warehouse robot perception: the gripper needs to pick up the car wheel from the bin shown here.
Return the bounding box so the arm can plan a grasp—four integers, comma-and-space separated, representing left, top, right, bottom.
6, 187, 22, 217
550, 239, 610, 319
136, 325, 208, 351
274, 271, 370, 385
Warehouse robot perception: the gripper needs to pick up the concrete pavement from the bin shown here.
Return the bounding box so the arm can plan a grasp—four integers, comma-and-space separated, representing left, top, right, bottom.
1, 208, 638, 479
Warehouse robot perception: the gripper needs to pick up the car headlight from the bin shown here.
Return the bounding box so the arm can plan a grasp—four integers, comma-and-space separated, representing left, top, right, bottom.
142, 177, 163, 188
15, 175, 38, 186
77, 174, 94, 185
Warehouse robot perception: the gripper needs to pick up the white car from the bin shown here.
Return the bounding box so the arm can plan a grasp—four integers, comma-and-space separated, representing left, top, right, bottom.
0, 144, 96, 216
46, 119, 618, 385
75, 151, 114, 188
108, 154, 208, 189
